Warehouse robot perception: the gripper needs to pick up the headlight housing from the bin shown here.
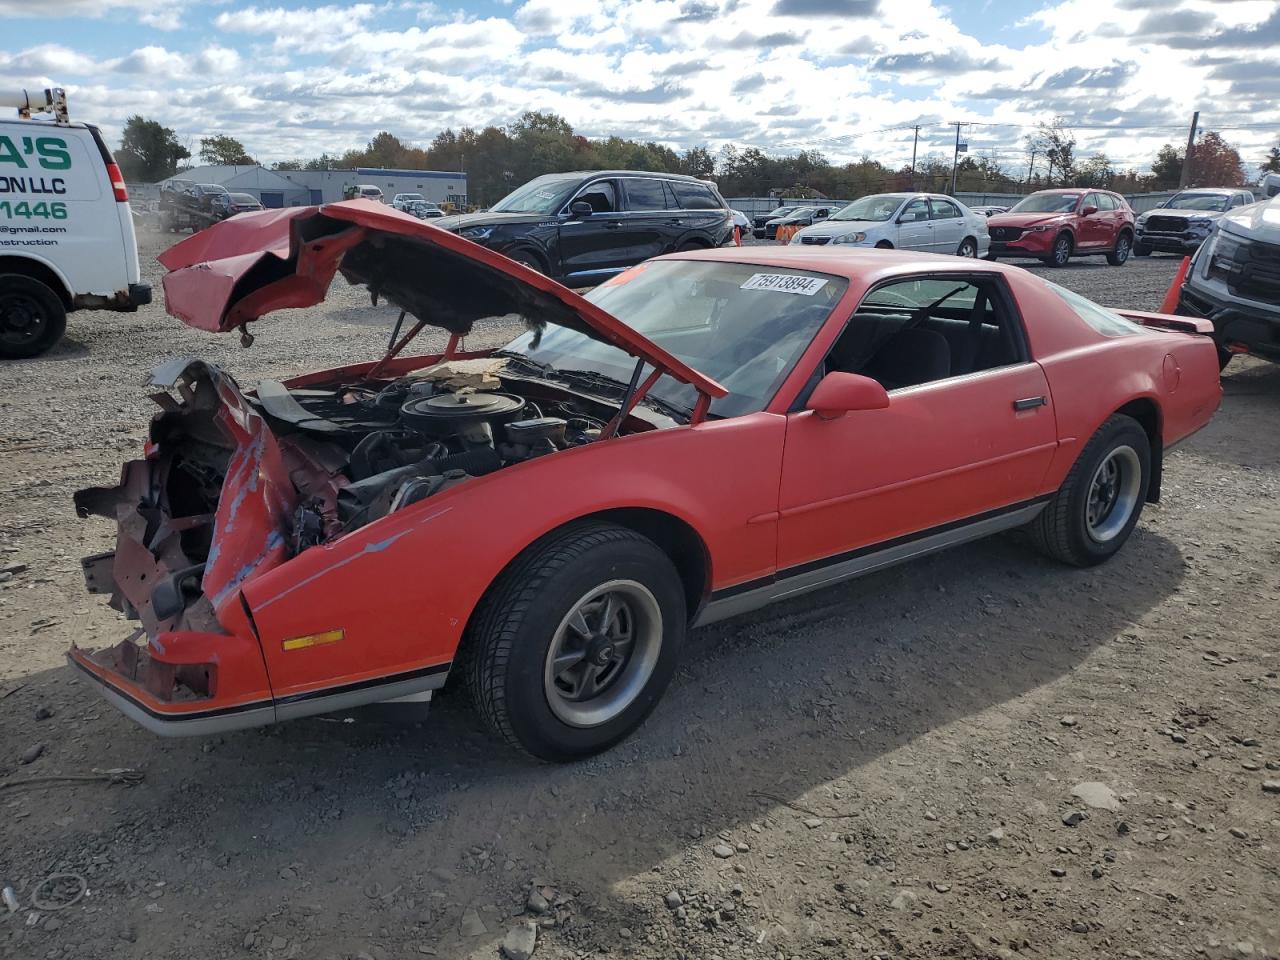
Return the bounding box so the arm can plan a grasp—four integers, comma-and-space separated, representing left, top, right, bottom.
1026, 224, 1056, 233
460, 226, 493, 241
830, 232, 866, 244
1188, 217, 1214, 230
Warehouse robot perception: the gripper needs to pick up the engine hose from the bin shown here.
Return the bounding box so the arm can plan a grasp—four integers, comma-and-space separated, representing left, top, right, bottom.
430, 445, 502, 476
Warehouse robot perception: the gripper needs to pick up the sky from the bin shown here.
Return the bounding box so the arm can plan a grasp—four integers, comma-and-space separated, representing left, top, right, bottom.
0, 0, 1276, 179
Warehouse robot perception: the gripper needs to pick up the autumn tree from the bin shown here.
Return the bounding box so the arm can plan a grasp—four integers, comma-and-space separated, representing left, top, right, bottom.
1150, 144, 1183, 186
116, 116, 190, 182
1259, 143, 1280, 174
198, 134, 254, 166
1187, 132, 1246, 187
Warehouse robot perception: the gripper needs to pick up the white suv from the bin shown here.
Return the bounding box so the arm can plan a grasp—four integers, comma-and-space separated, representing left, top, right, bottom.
0, 87, 150, 358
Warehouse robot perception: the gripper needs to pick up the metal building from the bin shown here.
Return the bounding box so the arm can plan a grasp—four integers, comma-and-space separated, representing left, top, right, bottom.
160, 165, 468, 208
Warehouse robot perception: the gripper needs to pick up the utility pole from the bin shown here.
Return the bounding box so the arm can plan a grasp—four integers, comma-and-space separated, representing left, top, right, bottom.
909, 125, 920, 189
1027, 148, 1037, 183
948, 122, 967, 195
1177, 111, 1199, 189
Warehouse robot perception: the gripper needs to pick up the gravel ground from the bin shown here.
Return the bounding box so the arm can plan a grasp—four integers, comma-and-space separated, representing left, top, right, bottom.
1, 231, 1277, 960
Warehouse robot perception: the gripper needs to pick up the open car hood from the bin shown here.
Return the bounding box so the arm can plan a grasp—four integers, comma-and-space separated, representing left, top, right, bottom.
157, 199, 727, 401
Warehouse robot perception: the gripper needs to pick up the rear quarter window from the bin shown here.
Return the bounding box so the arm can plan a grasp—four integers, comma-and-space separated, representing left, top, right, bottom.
670, 182, 721, 210
1046, 282, 1144, 337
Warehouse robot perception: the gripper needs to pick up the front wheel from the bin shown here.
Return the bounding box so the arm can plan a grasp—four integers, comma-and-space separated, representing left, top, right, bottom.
0, 274, 67, 359
465, 523, 685, 761
1027, 414, 1151, 567
1044, 233, 1072, 267
1106, 232, 1133, 266
956, 237, 978, 258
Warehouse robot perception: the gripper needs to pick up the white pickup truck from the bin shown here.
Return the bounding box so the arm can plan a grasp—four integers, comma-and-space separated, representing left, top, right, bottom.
0, 87, 150, 358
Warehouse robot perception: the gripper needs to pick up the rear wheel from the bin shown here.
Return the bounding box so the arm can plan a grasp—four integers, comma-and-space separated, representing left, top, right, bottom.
465, 523, 685, 761
1044, 232, 1073, 267
0, 274, 67, 359
507, 250, 544, 274
1106, 231, 1133, 266
1027, 414, 1151, 567
956, 237, 978, 258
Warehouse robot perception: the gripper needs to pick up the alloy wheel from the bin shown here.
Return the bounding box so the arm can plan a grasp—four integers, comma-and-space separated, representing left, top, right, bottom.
1085, 445, 1142, 543
543, 580, 664, 728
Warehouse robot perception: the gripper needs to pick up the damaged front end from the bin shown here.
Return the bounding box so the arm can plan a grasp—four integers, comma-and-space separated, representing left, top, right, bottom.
71, 359, 294, 733
71, 199, 726, 737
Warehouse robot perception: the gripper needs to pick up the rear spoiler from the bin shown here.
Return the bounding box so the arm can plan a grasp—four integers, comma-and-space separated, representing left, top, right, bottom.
1117, 310, 1214, 336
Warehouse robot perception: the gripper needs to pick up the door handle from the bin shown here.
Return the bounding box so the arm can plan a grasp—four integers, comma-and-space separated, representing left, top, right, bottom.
1013, 396, 1047, 411
604, 221, 623, 230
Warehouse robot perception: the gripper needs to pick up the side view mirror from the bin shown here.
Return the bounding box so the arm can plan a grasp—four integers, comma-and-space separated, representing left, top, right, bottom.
1081, 204, 1098, 216
806, 372, 889, 419
569, 200, 594, 218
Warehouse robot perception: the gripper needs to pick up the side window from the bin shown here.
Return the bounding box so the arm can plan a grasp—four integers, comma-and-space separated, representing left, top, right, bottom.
574, 180, 616, 213
1095, 194, 1115, 212
900, 199, 929, 222
929, 198, 961, 220
624, 178, 670, 211
825, 276, 1026, 391
670, 181, 720, 210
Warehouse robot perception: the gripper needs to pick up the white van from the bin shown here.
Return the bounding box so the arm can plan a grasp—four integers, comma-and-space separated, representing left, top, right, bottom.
355, 184, 384, 202
0, 87, 150, 358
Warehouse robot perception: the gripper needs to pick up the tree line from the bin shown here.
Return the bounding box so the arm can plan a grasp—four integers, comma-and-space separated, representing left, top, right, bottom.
113, 112, 1277, 205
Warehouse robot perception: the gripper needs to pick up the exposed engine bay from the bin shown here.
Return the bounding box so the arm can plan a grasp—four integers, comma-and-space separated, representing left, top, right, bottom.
73, 355, 657, 640
275, 365, 623, 549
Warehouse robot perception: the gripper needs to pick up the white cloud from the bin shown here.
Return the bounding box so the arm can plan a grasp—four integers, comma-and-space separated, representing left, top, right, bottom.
0, 0, 192, 28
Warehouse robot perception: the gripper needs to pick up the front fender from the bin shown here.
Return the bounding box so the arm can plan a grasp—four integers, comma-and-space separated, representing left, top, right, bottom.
239, 413, 786, 701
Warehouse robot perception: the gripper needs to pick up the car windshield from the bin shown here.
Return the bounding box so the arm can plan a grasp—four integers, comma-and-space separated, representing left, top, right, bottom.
831, 195, 905, 222
491, 176, 582, 214
1164, 193, 1229, 212
499, 260, 848, 419
785, 207, 817, 219
768, 206, 796, 217
1010, 193, 1081, 213
229, 194, 256, 203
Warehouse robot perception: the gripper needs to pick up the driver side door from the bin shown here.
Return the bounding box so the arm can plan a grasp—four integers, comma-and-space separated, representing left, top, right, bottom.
558, 179, 630, 284
894, 198, 934, 252
775, 274, 1058, 581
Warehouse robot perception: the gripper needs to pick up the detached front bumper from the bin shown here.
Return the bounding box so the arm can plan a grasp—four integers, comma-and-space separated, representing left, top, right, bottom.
68, 626, 275, 737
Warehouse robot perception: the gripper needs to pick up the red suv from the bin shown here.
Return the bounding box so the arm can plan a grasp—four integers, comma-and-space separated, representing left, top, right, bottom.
987, 189, 1135, 267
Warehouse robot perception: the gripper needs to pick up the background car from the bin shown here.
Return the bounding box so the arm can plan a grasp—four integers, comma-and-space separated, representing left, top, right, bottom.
1176, 192, 1280, 368
403, 200, 445, 220
754, 204, 799, 238
1134, 188, 1256, 256
432, 170, 734, 285
970, 205, 1009, 217
210, 192, 265, 220
987, 189, 1135, 267
769, 205, 834, 235
790, 192, 989, 258
391, 192, 426, 211
75, 201, 1222, 762
186, 183, 231, 212
729, 209, 752, 239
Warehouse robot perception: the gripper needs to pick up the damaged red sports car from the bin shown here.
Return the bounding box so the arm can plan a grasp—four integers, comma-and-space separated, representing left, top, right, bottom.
71, 200, 1222, 761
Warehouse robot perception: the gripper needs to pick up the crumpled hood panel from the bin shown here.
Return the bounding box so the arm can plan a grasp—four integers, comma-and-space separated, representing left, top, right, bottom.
158, 199, 726, 399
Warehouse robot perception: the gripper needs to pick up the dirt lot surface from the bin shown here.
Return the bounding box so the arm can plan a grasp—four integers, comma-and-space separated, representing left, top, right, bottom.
2, 233, 1277, 960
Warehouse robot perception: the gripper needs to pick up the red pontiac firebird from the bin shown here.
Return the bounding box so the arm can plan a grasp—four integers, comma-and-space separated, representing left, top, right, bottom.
71, 200, 1221, 761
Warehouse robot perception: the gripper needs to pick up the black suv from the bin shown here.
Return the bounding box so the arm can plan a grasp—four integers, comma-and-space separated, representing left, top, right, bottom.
435, 171, 734, 286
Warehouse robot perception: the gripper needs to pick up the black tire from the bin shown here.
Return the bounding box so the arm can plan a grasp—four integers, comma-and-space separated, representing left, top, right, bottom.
676, 240, 707, 252
0, 274, 67, 360
1134, 242, 1152, 257
465, 523, 686, 762
1027, 414, 1151, 567
1106, 231, 1133, 266
956, 237, 978, 258
1044, 232, 1073, 267
875, 240, 894, 249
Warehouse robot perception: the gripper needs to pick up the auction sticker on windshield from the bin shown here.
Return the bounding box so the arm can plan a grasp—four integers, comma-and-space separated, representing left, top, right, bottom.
740, 273, 829, 296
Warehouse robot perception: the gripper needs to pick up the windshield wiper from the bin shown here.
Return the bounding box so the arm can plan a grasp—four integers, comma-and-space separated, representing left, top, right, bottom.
552, 368, 692, 421
491, 350, 553, 376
